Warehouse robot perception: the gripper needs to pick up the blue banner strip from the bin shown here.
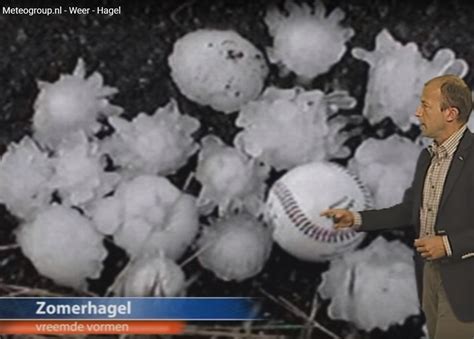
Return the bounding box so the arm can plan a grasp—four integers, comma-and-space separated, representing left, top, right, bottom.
0, 298, 260, 320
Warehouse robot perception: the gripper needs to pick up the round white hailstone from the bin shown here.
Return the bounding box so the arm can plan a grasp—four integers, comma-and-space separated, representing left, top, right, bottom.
265, 161, 372, 262
235, 87, 357, 171
352, 29, 468, 131
16, 205, 106, 290
51, 132, 121, 206
87, 196, 123, 235
198, 213, 273, 281
168, 29, 269, 113
348, 135, 423, 209
89, 175, 199, 261
195, 135, 269, 216
143, 193, 199, 261
33, 58, 123, 148
265, 0, 354, 83
0, 136, 54, 221
318, 237, 420, 331
115, 254, 186, 297
102, 100, 200, 176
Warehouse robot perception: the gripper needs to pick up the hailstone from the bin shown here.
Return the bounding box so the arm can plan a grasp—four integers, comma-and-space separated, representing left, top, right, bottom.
319, 237, 419, 331
114, 253, 186, 297
0, 136, 54, 221
265, 0, 354, 83
235, 86, 357, 170
87, 175, 199, 261
169, 29, 269, 113
102, 100, 200, 176
198, 212, 273, 282
195, 135, 269, 216
17, 205, 106, 290
352, 29, 468, 130
348, 135, 423, 209
33, 58, 123, 148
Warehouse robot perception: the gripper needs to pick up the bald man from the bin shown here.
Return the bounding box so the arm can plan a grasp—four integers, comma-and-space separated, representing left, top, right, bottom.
321, 75, 474, 338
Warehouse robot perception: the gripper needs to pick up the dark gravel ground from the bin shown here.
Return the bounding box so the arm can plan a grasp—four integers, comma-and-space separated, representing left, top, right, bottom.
0, 0, 473, 338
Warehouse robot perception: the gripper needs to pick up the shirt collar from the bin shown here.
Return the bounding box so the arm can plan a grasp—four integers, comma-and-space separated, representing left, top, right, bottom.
428, 125, 467, 158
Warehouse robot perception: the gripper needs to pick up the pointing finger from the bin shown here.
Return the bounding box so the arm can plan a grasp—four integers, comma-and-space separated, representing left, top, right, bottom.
320, 209, 331, 217
416, 247, 424, 253
320, 209, 336, 217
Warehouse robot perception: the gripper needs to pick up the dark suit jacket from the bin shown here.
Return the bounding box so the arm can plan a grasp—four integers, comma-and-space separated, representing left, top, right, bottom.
358, 128, 474, 322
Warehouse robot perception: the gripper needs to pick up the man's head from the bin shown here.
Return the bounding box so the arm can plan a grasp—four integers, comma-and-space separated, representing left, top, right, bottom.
416, 75, 472, 144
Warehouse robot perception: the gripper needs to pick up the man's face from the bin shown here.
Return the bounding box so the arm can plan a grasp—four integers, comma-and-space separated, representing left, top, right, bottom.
415, 83, 447, 140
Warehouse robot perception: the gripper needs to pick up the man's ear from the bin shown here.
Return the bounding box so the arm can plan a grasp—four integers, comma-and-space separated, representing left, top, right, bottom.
446, 107, 460, 122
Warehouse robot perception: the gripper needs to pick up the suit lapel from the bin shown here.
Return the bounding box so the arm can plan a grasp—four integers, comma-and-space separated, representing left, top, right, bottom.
438, 129, 473, 210
413, 149, 431, 229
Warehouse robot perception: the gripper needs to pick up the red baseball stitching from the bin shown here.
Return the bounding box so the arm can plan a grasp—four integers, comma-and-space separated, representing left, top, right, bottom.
271, 181, 357, 243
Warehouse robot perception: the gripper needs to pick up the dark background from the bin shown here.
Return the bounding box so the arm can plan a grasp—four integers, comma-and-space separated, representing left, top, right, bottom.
0, 0, 472, 338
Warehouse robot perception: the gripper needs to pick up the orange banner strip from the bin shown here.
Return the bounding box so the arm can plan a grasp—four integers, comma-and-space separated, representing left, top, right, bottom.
0, 320, 185, 334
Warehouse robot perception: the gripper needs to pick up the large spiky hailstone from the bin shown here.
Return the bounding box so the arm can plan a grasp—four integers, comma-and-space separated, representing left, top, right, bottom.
318, 237, 419, 331
115, 253, 186, 297
33, 59, 123, 148
51, 132, 121, 206
195, 135, 270, 216
198, 212, 273, 281
87, 175, 199, 261
348, 135, 423, 209
168, 29, 269, 113
0, 136, 54, 221
235, 87, 357, 170
102, 100, 200, 176
265, 0, 354, 83
16, 205, 106, 290
352, 29, 468, 131
265, 161, 372, 262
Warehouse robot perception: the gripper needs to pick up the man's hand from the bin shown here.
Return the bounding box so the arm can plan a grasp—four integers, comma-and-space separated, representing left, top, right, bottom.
414, 236, 446, 260
320, 208, 354, 229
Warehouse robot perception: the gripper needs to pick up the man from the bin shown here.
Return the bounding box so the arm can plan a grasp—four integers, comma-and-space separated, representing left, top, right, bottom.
321, 75, 474, 339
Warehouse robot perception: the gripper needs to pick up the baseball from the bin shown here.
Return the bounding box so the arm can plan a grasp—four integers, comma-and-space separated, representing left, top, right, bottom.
265, 161, 372, 262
